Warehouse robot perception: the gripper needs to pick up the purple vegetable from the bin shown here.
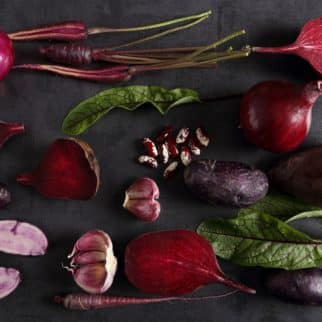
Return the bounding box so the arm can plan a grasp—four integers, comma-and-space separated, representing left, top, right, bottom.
269, 146, 322, 206
184, 160, 268, 207
266, 268, 322, 305
0, 220, 48, 256
0, 267, 21, 299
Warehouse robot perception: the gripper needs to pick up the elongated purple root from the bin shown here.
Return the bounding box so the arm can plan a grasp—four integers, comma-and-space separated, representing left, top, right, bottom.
0, 267, 21, 299
55, 291, 238, 310
9, 21, 87, 41
39, 44, 93, 66
0, 220, 48, 256
14, 64, 131, 83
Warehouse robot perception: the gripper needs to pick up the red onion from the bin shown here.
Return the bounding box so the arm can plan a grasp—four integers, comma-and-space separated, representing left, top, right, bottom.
240, 80, 322, 153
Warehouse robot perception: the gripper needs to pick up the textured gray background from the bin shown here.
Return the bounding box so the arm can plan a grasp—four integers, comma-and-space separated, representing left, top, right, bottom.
0, 0, 322, 321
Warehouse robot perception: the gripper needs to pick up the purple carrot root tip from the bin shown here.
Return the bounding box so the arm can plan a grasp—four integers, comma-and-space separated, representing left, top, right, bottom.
13, 64, 131, 83
55, 291, 242, 310
8, 21, 87, 41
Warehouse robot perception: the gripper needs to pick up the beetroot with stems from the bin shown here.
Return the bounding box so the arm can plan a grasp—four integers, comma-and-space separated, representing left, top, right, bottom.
253, 17, 322, 74
240, 80, 322, 153
125, 229, 255, 296
0, 32, 14, 81
16, 138, 100, 200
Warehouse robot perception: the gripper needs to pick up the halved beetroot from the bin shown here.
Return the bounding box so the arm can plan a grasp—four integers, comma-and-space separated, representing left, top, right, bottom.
16, 138, 100, 200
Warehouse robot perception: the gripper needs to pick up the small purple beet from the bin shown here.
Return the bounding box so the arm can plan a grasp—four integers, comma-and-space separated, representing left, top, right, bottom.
184, 160, 268, 207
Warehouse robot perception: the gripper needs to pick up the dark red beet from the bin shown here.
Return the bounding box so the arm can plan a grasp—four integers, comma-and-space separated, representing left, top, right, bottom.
0, 32, 14, 81
0, 121, 24, 148
240, 80, 322, 153
253, 17, 322, 74
16, 138, 100, 200
125, 230, 255, 296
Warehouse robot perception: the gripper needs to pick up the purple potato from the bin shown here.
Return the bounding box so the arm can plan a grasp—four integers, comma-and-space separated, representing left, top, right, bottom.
266, 268, 322, 305
269, 146, 322, 206
184, 160, 268, 207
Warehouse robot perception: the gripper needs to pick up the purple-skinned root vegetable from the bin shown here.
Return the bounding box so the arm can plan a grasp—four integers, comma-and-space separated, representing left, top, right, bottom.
123, 178, 160, 222
16, 138, 100, 200
240, 80, 322, 153
55, 291, 238, 310
265, 268, 322, 305
184, 160, 268, 208
8, 11, 211, 42
65, 230, 117, 294
0, 183, 10, 208
0, 220, 48, 256
0, 267, 21, 300
253, 17, 322, 74
269, 146, 322, 206
0, 32, 14, 81
0, 121, 25, 148
125, 230, 256, 296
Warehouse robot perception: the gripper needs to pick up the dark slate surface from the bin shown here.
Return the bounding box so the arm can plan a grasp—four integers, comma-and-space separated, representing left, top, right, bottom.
1, 0, 322, 321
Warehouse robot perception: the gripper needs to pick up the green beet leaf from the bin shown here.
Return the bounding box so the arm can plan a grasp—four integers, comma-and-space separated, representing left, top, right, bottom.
62, 85, 200, 135
197, 212, 322, 270
238, 191, 321, 221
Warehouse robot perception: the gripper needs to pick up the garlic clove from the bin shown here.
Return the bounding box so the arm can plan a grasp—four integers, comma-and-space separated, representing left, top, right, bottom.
70, 250, 106, 266
123, 199, 160, 222
69, 229, 110, 257
67, 230, 117, 294
123, 178, 160, 222
124, 177, 159, 200
73, 263, 114, 294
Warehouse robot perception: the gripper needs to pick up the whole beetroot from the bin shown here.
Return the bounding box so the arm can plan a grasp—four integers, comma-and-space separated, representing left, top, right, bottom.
184, 160, 268, 207
269, 146, 322, 206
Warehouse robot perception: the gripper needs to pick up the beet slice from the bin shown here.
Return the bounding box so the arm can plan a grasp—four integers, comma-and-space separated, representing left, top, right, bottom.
0, 267, 21, 299
16, 138, 100, 200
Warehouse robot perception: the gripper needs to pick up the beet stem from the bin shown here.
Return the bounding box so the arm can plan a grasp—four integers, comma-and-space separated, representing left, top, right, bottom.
88, 10, 211, 34
252, 44, 298, 54
110, 15, 209, 50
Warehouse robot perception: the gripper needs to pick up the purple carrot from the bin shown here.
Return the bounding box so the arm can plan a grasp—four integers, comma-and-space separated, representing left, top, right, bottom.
0, 267, 21, 299
8, 11, 211, 41
0, 220, 48, 256
253, 17, 322, 74
55, 291, 238, 310
13, 64, 132, 83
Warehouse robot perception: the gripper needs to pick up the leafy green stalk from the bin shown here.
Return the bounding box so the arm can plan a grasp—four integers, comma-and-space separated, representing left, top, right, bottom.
62, 86, 200, 135
198, 212, 322, 270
